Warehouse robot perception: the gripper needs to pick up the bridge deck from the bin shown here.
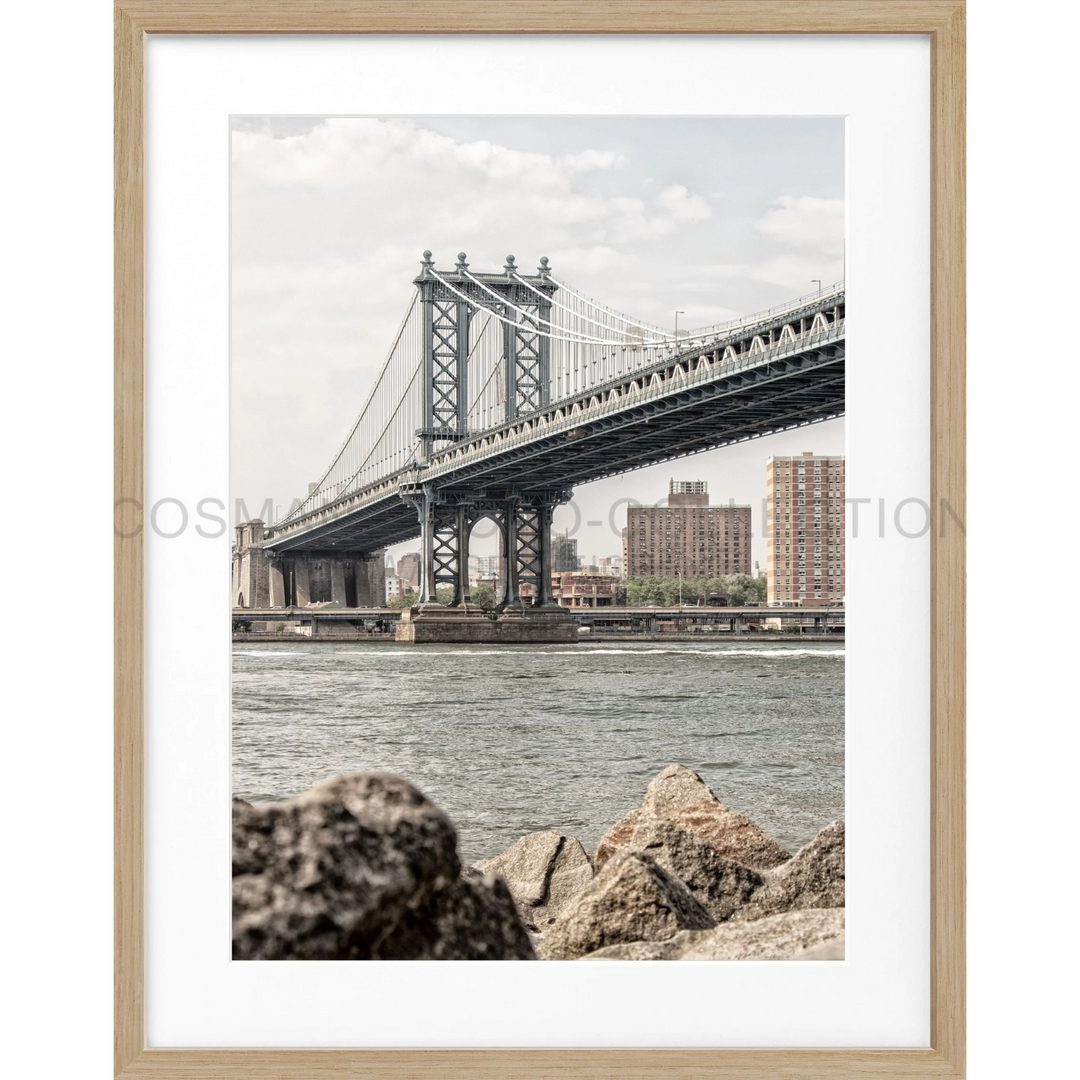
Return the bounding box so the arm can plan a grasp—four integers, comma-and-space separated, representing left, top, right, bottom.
265, 308, 844, 555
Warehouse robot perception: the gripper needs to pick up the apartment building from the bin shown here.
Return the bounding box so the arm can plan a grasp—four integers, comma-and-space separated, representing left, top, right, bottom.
766, 453, 845, 606
624, 480, 752, 578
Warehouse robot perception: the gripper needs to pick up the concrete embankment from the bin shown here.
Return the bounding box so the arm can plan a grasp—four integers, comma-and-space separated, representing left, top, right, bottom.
232, 631, 842, 644
233, 764, 844, 962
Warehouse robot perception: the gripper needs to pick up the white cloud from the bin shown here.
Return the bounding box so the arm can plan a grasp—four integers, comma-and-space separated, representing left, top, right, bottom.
754, 195, 845, 256
654, 184, 712, 223
558, 149, 628, 172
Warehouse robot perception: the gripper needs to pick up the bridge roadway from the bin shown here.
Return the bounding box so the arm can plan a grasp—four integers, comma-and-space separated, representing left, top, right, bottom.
262, 292, 844, 557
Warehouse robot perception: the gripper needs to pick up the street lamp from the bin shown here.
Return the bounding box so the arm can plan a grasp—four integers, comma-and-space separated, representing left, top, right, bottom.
674, 310, 685, 342
811, 279, 821, 295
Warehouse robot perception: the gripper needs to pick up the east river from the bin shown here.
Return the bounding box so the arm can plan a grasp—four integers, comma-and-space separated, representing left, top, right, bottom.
232, 640, 844, 865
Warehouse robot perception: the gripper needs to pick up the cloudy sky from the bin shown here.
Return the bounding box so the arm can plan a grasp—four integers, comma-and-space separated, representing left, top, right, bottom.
231, 116, 845, 566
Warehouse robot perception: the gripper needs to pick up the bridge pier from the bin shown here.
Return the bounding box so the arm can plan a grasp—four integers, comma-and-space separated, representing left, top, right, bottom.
231, 522, 386, 609
452, 504, 471, 606
330, 561, 347, 606
395, 487, 575, 642
294, 560, 311, 606
498, 499, 521, 609
268, 562, 285, 608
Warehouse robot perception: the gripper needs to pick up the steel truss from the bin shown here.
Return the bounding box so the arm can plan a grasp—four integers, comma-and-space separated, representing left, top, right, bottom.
416, 253, 554, 460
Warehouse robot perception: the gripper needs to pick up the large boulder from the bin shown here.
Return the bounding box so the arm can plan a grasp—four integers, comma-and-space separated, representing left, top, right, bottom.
474, 830, 594, 932
595, 765, 791, 872
538, 849, 715, 960
579, 908, 845, 961
626, 819, 764, 921
232, 772, 534, 960
733, 820, 845, 922
368, 871, 534, 960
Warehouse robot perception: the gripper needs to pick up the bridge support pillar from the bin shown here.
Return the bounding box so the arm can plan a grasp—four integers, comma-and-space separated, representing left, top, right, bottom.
294, 561, 311, 607
330, 561, 348, 606
416, 492, 438, 604
534, 502, 557, 608
268, 561, 286, 608
452, 504, 471, 607
498, 500, 521, 609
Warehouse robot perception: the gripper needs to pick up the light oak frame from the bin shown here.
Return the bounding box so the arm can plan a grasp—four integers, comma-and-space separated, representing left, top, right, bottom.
115, 2, 965, 1076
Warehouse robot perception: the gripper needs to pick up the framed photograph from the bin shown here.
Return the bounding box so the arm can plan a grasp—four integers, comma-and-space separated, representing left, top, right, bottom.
116, 2, 964, 1076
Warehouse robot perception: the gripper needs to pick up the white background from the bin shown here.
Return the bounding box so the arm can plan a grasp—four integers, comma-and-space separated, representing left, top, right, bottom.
146, 32, 927, 1048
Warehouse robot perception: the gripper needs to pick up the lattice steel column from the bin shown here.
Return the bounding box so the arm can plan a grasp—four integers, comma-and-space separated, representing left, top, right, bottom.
501, 255, 553, 421
416, 251, 470, 462
514, 508, 542, 603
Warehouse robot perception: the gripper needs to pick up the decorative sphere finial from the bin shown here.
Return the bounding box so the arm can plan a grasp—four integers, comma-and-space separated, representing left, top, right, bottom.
456, 251, 468, 270
421, 250, 433, 265
504, 254, 517, 273
538, 256, 551, 276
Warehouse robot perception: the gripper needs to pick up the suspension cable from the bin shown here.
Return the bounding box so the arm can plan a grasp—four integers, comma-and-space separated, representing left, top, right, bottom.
429, 268, 650, 346
509, 272, 672, 342
286, 292, 419, 519
462, 267, 674, 346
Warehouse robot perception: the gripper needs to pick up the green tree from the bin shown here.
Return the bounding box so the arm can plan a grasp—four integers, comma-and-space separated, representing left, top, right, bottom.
722, 574, 767, 604
470, 582, 497, 611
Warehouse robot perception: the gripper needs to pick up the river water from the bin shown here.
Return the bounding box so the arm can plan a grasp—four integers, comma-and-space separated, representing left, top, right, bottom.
232, 640, 844, 865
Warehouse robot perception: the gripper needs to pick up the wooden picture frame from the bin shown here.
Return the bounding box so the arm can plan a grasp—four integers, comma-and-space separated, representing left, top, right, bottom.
115, 2, 965, 1076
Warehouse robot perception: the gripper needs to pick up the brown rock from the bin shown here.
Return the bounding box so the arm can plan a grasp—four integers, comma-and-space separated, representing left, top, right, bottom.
627, 819, 764, 921
475, 830, 594, 932
579, 908, 845, 961
733, 820, 845, 922
595, 765, 790, 872
594, 808, 641, 870
538, 849, 715, 960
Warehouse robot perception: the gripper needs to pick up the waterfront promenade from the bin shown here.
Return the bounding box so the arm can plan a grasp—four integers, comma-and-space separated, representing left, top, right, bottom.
232, 605, 844, 643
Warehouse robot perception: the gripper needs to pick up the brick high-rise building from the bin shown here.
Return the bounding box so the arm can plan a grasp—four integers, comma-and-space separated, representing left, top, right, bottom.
766, 453, 845, 606
396, 552, 421, 590
624, 480, 751, 578
551, 531, 580, 572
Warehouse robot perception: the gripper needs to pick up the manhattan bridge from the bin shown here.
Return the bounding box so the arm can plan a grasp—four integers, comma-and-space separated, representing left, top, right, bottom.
232, 252, 844, 637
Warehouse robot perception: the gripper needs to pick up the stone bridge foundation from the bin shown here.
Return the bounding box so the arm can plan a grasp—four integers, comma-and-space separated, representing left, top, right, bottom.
232, 521, 385, 609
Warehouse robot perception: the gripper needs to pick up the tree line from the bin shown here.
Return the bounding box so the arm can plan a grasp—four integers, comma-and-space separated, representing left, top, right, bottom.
386, 575, 765, 609
624, 574, 767, 607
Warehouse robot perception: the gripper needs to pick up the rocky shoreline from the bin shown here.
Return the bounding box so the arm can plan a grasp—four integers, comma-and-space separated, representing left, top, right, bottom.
233, 764, 844, 961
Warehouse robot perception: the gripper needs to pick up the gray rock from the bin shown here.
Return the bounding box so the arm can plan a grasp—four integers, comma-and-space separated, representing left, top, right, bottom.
733, 820, 845, 921
538, 849, 715, 960
627, 819, 764, 921
232, 771, 533, 960
475, 830, 594, 931
595, 765, 790, 871
367, 870, 535, 960
579, 908, 845, 961
791, 933, 845, 961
